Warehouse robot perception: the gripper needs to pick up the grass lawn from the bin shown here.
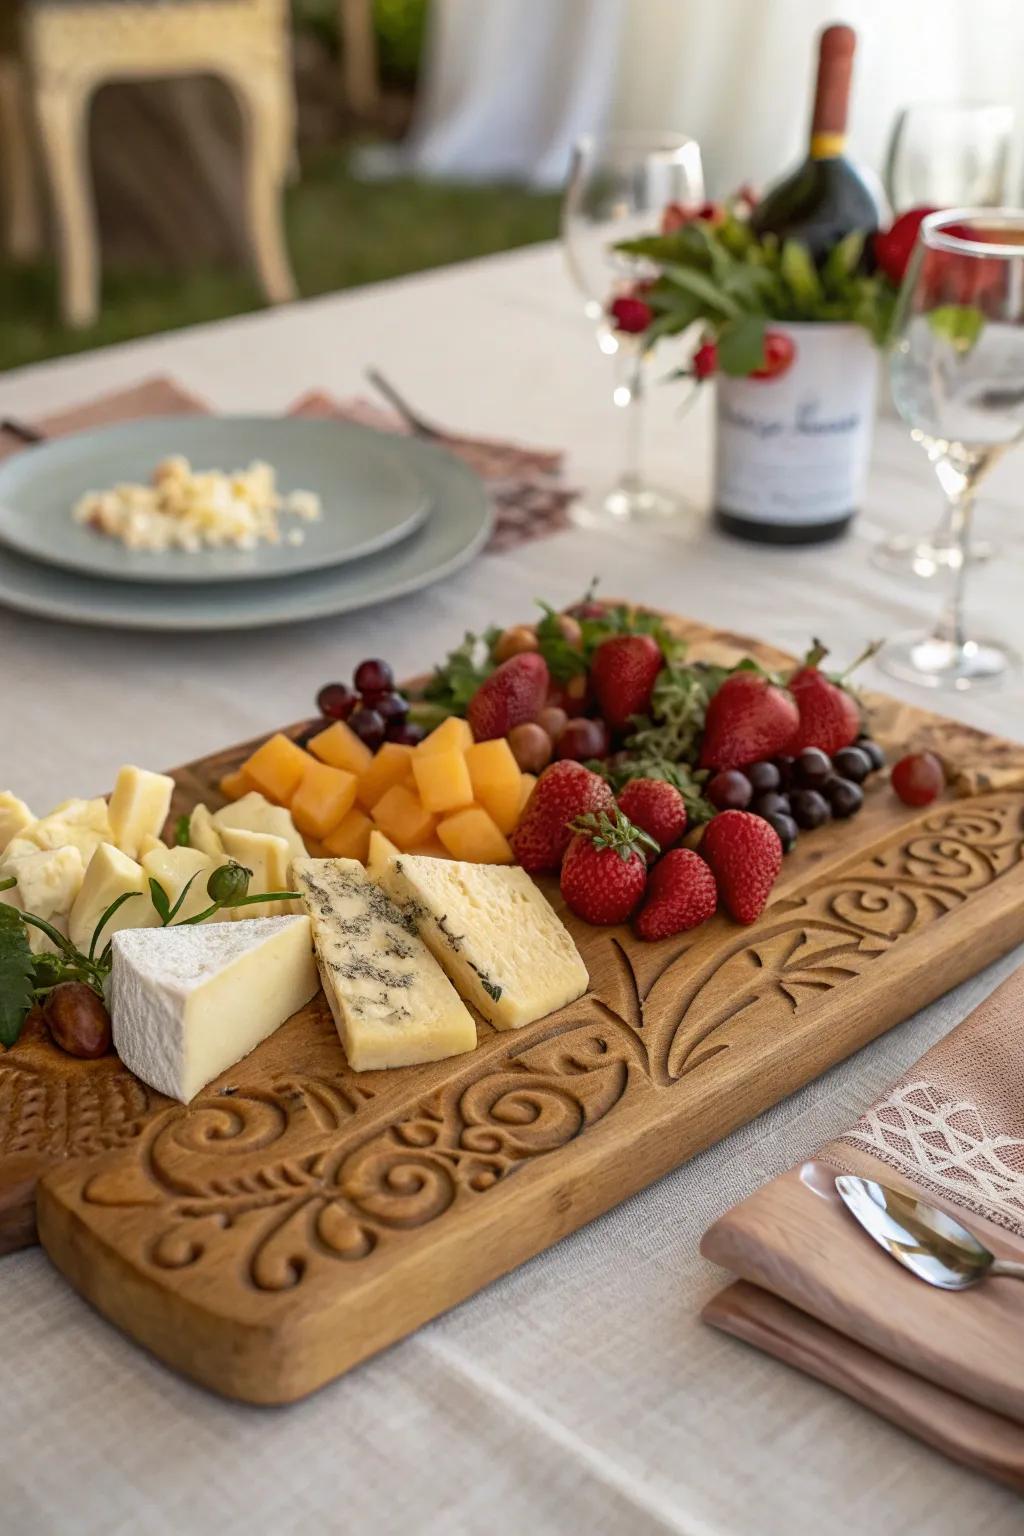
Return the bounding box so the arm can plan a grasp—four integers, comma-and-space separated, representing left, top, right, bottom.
0, 146, 560, 372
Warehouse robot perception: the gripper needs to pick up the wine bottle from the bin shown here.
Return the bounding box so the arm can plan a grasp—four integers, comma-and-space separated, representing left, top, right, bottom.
715, 24, 884, 546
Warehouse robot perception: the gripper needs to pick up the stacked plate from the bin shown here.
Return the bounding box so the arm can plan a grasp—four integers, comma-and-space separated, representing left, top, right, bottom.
0, 416, 492, 630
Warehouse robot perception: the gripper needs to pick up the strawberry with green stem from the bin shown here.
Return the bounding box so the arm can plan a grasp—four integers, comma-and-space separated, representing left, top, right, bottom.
560, 808, 657, 926
788, 638, 881, 756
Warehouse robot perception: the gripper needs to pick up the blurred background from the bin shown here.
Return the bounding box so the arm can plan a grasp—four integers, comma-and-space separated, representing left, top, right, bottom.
1, 0, 1022, 372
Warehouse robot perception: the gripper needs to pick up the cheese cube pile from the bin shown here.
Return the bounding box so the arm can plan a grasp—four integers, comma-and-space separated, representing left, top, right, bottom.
226, 715, 534, 866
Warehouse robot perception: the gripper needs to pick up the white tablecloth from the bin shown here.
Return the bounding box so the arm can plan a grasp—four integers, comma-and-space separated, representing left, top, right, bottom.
3, 244, 1024, 1534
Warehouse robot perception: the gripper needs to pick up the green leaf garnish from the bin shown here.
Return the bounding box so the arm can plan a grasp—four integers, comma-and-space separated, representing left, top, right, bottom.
88, 891, 138, 960
0, 905, 34, 1047
148, 878, 171, 925
716, 313, 768, 376
174, 814, 191, 847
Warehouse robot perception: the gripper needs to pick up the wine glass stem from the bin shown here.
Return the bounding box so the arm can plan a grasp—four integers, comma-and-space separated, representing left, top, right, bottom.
932, 490, 973, 651
616, 346, 645, 492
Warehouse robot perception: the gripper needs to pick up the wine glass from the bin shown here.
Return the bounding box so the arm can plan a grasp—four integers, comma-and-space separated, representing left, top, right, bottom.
874, 102, 1014, 578
562, 130, 704, 523
880, 208, 1024, 690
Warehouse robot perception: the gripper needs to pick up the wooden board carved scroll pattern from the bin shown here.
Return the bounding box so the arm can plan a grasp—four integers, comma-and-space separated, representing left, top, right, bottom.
6, 614, 1024, 1403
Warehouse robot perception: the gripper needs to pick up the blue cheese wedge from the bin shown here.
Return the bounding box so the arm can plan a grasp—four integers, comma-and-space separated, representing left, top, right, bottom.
369, 841, 589, 1030
292, 857, 477, 1072
111, 916, 319, 1102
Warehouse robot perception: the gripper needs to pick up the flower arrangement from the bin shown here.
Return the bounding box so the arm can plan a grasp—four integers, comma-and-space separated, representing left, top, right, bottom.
607, 195, 935, 382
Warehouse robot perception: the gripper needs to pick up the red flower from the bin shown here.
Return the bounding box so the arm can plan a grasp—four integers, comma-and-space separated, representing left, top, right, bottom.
750, 330, 796, 381
697, 201, 725, 226
661, 201, 698, 234
873, 206, 937, 286
609, 295, 654, 333
693, 340, 717, 379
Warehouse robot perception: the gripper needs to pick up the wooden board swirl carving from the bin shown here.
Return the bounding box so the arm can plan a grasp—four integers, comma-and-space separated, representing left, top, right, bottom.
9, 613, 1024, 1402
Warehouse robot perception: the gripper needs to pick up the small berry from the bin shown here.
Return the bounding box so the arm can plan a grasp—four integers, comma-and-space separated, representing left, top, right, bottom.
765, 812, 798, 853
353, 658, 394, 698
510, 761, 614, 873
747, 761, 781, 794
634, 848, 717, 940
832, 746, 871, 784
317, 682, 356, 721
618, 778, 688, 856
348, 707, 385, 751
387, 721, 425, 747
857, 738, 886, 773
828, 778, 864, 818
790, 788, 831, 830
507, 722, 553, 774
494, 625, 539, 663
609, 294, 654, 334
374, 692, 409, 727
701, 810, 782, 924
751, 791, 790, 820
772, 754, 796, 789
536, 705, 568, 741
891, 751, 944, 807
693, 340, 717, 380
556, 717, 610, 761
560, 809, 654, 925
794, 747, 832, 788
706, 769, 752, 812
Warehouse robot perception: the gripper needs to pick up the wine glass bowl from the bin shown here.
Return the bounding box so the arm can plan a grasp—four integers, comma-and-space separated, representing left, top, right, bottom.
880, 209, 1024, 690
562, 130, 704, 523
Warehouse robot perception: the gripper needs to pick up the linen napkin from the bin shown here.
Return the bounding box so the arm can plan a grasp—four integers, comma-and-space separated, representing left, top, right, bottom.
0, 377, 577, 553
700, 967, 1024, 1491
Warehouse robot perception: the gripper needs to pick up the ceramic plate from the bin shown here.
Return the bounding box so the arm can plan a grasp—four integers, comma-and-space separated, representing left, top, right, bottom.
0, 436, 491, 632
0, 416, 432, 583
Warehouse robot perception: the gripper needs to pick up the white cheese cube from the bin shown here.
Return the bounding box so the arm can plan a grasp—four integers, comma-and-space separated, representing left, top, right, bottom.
373, 848, 589, 1031
108, 766, 176, 858
138, 833, 166, 859
110, 916, 319, 1103
0, 792, 33, 856
141, 844, 215, 924
27, 797, 112, 862
0, 845, 85, 954
217, 826, 296, 916
187, 803, 226, 860
213, 792, 306, 869
68, 842, 159, 953
293, 857, 477, 1072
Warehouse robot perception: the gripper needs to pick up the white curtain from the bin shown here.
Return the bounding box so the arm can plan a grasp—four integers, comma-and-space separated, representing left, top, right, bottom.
391, 0, 1024, 195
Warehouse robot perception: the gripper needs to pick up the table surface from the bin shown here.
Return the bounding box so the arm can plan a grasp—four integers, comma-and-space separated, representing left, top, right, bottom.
3, 243, 1024, 1536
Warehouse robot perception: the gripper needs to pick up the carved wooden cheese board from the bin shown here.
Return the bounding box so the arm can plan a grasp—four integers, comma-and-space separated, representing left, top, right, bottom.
4, 612, 1024, 1404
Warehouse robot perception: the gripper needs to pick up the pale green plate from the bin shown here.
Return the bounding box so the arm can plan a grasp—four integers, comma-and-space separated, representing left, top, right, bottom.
0, 416, 431, 584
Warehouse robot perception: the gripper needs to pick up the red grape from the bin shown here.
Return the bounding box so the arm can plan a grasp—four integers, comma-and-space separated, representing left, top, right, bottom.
348, 707, 385, 751
353, 658, 394, 698
891, 752, 944, 807
387, 721, 425, 747
374, 692, 409, 727
555, 717, 610, 761
317, 682, 356, 721
706, 770, 752, 811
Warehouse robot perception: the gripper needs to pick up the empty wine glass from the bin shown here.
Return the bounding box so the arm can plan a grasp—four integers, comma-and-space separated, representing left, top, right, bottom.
874, 102, 1014, 579
562, 130, 704, 522
881, 208, 1024, 690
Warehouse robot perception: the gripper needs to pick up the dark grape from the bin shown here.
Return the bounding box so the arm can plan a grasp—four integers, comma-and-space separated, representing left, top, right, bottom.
765, 812, 798, 853
353, 658, 394, 698
771, 754, 795, 789
556, 717, 610, 761
348, 706, 385, 751
747, 760, 781, 794
794, 747, 831, 788
387, 721, 425, 747
706, 769, 752, 812
790, 788, 831, 830
857, 738, 886, 773
828, 777, 864, 818
374, 692, 409, 727
317, 682, 356, 721
751, 791, 791, 820
832, 746, 871, 784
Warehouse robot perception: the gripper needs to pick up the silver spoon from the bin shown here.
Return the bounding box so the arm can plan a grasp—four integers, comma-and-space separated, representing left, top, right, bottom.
835, 1174, 1024, 1290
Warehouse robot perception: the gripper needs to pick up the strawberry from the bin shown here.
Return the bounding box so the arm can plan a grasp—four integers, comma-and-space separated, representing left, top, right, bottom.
699, 672, 799, 770
510, 760, 614, 873
634, 848, 717, 940
467, 652, 549, 741
789, 640, 876, 757
700, 810, 781, 924
560, 809, 655, 926
590, 633, 663, 734
617, 777, 687, 856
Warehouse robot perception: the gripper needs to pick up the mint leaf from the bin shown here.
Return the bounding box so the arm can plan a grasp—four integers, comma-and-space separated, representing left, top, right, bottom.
716, 314, 768, 376
422, 628, 500, 715
0, 904, 34, 1047
534, 603, 587, 682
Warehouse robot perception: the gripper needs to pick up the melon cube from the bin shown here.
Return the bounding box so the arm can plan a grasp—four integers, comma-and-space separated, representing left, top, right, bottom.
517, 773, 537, 815
465, 738, 523, 834
356, 743, 415, 810
416, 716, 474, 756
290, 761, 358, 840
219, 768, 251, 801
307, 720, 374, 777
412, 748, 474, 814
322, 807, 373, 862
372, 784, 438, 850
436, 805, 514, 864
240, 733, 312, 805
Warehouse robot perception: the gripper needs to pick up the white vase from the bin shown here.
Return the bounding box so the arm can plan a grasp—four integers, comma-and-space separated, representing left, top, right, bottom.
713, 321, 879, 542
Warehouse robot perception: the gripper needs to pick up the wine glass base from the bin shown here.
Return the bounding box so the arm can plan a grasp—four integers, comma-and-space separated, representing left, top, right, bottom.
572, 482, 687, 527
870, 533, 995, 580
878, 630, 1019, 691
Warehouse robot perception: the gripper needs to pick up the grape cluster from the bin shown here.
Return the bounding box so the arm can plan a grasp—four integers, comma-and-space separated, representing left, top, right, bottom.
705, 738, 885, 854
316, 660, 424, 750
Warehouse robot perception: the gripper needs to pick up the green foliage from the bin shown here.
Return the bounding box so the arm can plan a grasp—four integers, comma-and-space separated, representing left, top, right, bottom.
0, 903, 34, 1047
928, 305, 985, 351
422, 628, 502, 715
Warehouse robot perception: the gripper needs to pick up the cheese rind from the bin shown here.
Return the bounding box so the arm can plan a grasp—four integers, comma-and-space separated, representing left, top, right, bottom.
373, 849, 589, 1030
111, 916, 319, 1102
108, 766, 175, 858
293, 857, 476, 1072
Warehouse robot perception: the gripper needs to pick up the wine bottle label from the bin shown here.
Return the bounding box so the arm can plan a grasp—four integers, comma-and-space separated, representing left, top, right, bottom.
713, 324, 878, 526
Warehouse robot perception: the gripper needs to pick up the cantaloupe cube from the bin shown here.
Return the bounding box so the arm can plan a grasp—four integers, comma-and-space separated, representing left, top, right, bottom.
290, 760, 358, 840
437, 805, 514, 863
322, 807, 373, 862
356, 742, 415, 810
372, 784, 438, 850
416, 716, 474, 756
517, 773, 537, 815
412, 747, 474, 814
307, 720, 374, 777
465, 738, 522, 834
240, 733, 312, 805
407, 837, 450, 859
219, 768, 251, 802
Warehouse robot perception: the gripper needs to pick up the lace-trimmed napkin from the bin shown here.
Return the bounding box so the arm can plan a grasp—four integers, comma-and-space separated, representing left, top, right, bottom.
700, 967, 1024, 1492
0, 378, 577, 554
